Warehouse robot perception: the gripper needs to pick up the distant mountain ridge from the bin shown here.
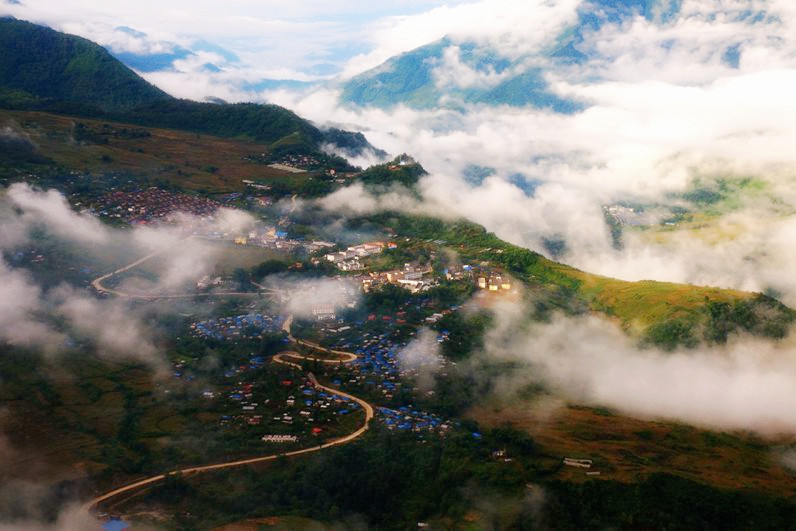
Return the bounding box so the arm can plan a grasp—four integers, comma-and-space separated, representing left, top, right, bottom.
340, 0, 683, 111
0, 17, 377, 157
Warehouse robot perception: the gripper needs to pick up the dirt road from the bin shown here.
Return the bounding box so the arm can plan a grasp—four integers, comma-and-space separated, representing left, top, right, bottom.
85, 254, 374, 514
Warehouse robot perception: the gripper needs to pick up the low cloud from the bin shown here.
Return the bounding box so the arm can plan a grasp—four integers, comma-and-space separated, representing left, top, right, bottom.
473, 299, 796, 435
0, 476, 100, 531
51, 285, 162, 365
0, 184, 254, 365
265, 275, 360, 320
7, 183, 109, 246
0, 260, 65, 354
778, 448, 796, 473
258, 1, 796, 308
396, 327, 442, 392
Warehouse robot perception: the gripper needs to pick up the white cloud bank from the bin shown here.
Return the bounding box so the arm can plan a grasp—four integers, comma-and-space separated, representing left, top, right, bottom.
260, 1, 796, 306
0, 183, 255, 363
476, 299, 796, 435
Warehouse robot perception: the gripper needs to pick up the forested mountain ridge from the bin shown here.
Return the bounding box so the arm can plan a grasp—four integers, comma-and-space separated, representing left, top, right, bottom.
0, 18, 376, 155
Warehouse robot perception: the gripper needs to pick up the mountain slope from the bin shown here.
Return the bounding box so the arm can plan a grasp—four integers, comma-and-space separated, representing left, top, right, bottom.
0, 17, 171, 112
340, 0, 681, 110
340, 38, 582, 112
0, 18, 377, 158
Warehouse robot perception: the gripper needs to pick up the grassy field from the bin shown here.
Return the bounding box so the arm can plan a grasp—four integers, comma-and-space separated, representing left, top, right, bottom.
468, 400, 796, 496
556, 266, 754, 333
0, 109, 312, 193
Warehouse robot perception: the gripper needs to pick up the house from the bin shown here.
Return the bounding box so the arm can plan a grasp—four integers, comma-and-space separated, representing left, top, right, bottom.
563, 458, 593, 469
312, 306, 337, 321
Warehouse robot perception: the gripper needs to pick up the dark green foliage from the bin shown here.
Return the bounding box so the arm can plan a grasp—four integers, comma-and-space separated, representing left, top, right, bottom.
232, 268, 253, 291
118, 99, 322, 145
364, 283, 414, 313
144, 426, 540, 529
644, 318, 698, 350
683, 187, 723, 205
0, 18, 170, 112
251, 259, 289, 279
356, 156, 427, 190
321, 128, 387, 158
435, 310, 491, 361
543, 473, 796, 530
704, 296, 795, 343
140, 429, 796, 530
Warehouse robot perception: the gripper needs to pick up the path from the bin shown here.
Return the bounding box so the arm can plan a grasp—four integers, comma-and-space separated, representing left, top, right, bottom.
84, 252, 374, 514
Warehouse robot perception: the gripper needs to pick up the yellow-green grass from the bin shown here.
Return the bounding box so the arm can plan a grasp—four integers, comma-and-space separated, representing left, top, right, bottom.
547, 260, 754, 333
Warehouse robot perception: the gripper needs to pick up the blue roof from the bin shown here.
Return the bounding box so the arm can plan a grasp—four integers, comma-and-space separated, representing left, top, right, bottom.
103, 519, 130, 531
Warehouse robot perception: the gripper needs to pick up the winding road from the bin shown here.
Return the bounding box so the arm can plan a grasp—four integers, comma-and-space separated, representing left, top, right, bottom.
91, 238, 274, 300
84, 246, 375, 514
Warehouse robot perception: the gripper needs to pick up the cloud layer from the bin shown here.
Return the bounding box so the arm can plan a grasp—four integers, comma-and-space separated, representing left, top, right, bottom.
474, 299, 796, 435
259, 1, 796, 306
0, 183, 254, 364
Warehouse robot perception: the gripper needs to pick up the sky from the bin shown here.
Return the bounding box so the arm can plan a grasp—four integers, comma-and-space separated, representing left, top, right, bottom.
0, 0, 467, 81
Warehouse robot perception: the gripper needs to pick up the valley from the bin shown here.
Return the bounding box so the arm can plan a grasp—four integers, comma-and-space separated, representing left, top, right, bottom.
3, 7, 796, 530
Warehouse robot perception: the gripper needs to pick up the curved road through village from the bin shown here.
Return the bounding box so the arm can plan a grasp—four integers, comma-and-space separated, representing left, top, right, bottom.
84, 245, 374, 514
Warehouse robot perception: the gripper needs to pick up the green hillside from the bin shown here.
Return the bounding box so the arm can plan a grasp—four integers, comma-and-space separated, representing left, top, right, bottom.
0, 17, 170, 112
365, 214, 794, 349
340, 38, 582, 112
0, 18, 377, 157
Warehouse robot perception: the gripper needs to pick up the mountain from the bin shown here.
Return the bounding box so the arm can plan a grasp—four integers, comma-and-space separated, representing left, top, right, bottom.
341, 38, 581, 112
0, 18, 171, 112
340, 0, 681, 111
108, 28, 239, 73
0, 17, 377, 157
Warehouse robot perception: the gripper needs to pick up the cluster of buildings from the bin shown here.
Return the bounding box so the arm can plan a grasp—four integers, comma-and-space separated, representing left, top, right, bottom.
326, 329, 453, 434
196, 275, 224, 290
89, 188, 219, 225
191, 313, 285, 341
235, 227, 335, 255
476, 273, 512, 292
604, 204, 660, 227
261, 434, 298, 443
362, 262, 437, 293
445, 264, 513, 292
222, 373, 359, 438
276, 153, 320, 169
378, 406, 451, 433
325, 241, 388, 271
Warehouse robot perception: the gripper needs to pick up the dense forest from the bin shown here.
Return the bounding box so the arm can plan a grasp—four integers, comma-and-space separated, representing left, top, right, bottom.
142, 426, 796, 530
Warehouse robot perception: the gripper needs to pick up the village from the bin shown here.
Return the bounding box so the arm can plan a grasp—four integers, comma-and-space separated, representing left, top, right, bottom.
86, 188, 220, 225
191, 313, 285, 341
81, 183, 522, 452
